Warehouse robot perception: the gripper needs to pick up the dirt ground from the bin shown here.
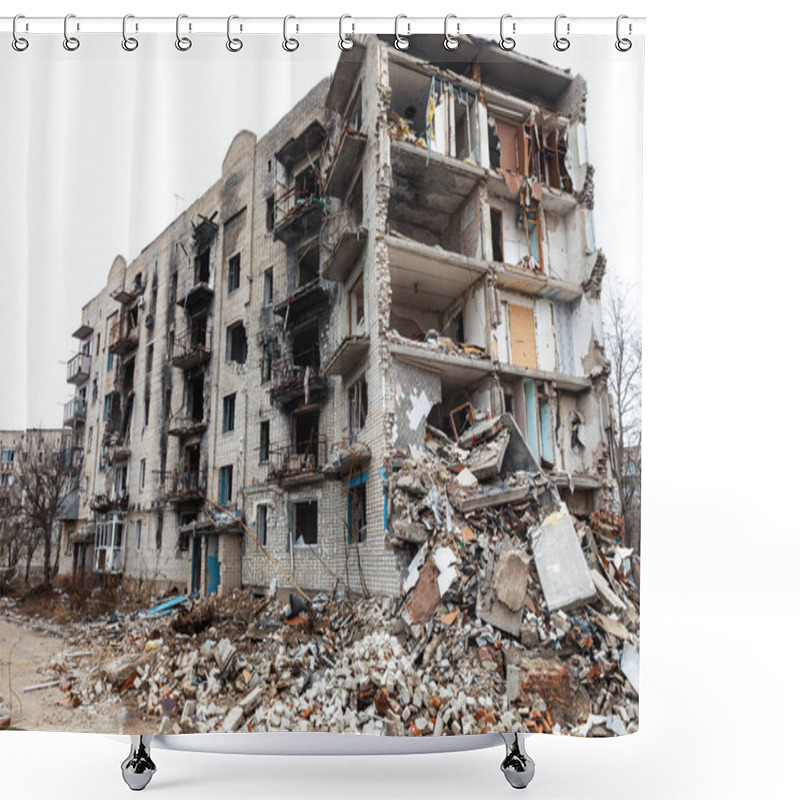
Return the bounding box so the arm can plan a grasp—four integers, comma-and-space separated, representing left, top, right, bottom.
0, 618, 141, 732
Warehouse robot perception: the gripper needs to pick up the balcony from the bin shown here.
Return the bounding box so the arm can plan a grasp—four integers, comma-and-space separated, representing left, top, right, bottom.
165, 470, 206, 505
63, 397, 86, 427
324, 439, 371, 477
109, 317, 139, 356
176, 281, 214, 313
325, 128, 367, 198
270, 349, 327, 407
274, 186, 326, 244
172, 328, 211, 370
493, 261, 583, 301
268, 436, 327, 487
272, 278, 328, 328
323, 334, 370, 377
66, 352, 91, 384
90, 491, 129, 513
322, 211, 367, 282
168, 415, 207, 440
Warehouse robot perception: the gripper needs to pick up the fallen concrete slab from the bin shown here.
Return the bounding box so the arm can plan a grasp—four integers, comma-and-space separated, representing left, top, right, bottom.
530, 504, 597, 612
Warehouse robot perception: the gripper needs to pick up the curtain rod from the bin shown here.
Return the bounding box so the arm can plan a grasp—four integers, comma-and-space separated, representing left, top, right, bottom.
0, 15, 645, 37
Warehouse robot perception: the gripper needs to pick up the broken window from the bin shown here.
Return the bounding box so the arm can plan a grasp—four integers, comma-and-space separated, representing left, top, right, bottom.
260, 345, 272, 384
266, 195, 275, 232
164, 388, 172, 419
349, 272, 365, 334
170, 272, 178, 303
228, 253, 241, 293
144, 392, 150, 426
223, 393, 236, 433
291, 499, 318, 547
297, 244, 319, 288
349, 376, 368, 437
490, 208, 504, 262
187, 373, 204, 422
135, 519, 142, 551
195, 248, 211, 284
259, 420, 270, 464
219, 465, 233, 506
263, 268, 273, 306
155, 512, 163, 551
257, 504, 267, 546
347, 479, 367, 544
226, 321, 248, 364
346, 171, 363, 224
454, 90, 480, 163
146, 343, 154, 373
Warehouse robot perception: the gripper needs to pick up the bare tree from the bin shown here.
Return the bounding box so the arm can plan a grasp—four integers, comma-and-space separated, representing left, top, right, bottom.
0, 477, 24, 590
15, 431, 79, 588
604, 279, 642, 552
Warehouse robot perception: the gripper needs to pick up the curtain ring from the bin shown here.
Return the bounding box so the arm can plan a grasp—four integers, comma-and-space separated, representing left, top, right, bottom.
63, 13, 80, 51
339, 15, 354, 51
283, 15, 299, 52
499, 14, 515, 51
394, 15, 410, 50
615, 15, 632, 52
12, 15, 29, 52
226, 15, 243, 52
443, 14, 459, 51
553, 14, 570, 51
122, 14, 138, 51
176, 14, 192, 51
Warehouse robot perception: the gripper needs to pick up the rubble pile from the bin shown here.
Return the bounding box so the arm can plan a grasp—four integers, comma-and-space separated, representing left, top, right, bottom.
385, 413, 639, 737
0, 416, 638, 738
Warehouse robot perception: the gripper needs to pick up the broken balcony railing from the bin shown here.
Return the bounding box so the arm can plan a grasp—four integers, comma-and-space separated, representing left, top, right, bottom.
63, 396, 87, 426
168, 414, 207, 438
269, 348, 326, 405
165, 470, 205, 503
274, 185, 325, 243
172, 328, 211, 370
268, 436, 328, 484
109, 317, 139, 355
66, 352, 91, 384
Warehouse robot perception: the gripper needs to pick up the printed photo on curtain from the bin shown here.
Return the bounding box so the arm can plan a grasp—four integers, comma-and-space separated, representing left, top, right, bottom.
0, 25, 643, 760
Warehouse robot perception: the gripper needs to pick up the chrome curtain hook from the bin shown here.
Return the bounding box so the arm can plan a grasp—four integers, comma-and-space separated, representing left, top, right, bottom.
499, 14, 515, 51
283, 15, 299, 52
615, 15, 632, 51
339, 15, 354, 51
12, 14, 29, 52
176, 14, 192, 51
122, 14, 138, 51
554, 14, 570, 51
444, 14, 459, 51
63, 13, 80, 51
226, 15, 243, 52
394, 15, 410, 50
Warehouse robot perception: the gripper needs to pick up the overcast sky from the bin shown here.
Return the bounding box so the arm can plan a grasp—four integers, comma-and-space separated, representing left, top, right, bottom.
0, 33, 643, 430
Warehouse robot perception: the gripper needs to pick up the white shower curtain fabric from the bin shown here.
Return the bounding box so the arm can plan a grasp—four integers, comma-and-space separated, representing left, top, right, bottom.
0, 30, 643, 738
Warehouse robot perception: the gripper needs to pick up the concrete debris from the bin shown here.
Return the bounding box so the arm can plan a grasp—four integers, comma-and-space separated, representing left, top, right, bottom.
0, 410, 638, 737
530, 504, 597, 612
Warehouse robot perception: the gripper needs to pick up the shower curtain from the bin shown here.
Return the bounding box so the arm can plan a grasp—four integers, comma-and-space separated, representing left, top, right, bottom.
0, 21, 643, 740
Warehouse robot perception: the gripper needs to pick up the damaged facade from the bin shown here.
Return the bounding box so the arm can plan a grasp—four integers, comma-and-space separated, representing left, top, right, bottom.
59, 35, 615, 599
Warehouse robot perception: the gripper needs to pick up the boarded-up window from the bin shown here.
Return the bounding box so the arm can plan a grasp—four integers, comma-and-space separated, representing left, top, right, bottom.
495, 119, 520, 172
508, 304, 537, 369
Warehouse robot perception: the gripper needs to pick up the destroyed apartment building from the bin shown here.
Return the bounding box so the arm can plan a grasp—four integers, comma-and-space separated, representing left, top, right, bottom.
58, 34, 616, 602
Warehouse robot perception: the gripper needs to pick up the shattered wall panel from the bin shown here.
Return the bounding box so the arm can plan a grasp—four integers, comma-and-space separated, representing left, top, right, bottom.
391, 360, 442, 460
